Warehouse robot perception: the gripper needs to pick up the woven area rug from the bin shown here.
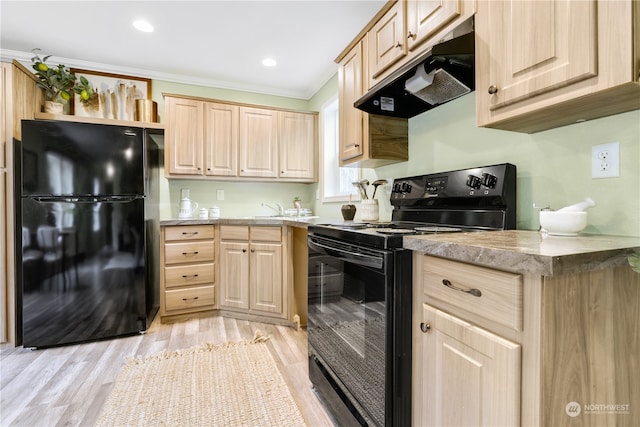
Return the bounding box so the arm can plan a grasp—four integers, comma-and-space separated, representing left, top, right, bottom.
95, 332, 306, 427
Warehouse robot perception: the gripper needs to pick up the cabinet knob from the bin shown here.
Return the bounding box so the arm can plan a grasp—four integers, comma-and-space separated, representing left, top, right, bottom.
395, 41, 402, 48
250, 249, 255, 253
354, 144, 360, 148
407, 31, 416, 40
488, 85, 498, 95
242, 249, 247, 253
420, 322, 431, 333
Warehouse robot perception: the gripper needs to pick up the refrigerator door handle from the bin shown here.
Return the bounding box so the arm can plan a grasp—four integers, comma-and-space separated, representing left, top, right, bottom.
32, 195, 144, 203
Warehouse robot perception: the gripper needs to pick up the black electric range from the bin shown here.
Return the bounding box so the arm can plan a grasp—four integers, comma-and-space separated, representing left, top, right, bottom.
307, 163, 517, 427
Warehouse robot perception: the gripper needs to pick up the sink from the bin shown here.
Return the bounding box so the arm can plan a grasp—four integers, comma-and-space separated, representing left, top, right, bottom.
235, 215, 318, 220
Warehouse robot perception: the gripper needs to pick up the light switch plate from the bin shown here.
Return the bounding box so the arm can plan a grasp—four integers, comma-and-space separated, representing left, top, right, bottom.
216, 189, 225, 201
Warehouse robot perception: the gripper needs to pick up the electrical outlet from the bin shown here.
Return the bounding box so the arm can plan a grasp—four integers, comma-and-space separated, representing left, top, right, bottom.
216, 189, 225, 201
592, 142, 620, 178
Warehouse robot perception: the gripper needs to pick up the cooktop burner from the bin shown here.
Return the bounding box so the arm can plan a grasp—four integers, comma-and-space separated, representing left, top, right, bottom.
375, 228, 415, 235
310, 163, 516, 250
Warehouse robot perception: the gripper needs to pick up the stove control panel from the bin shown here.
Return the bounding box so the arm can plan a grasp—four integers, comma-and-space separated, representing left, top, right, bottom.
391, 163, 516, 206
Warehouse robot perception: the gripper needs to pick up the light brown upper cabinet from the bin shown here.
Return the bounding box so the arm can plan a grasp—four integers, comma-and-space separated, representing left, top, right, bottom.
204, 102, 239, 177
368, 1, 469, 80
368, 1, 407, 81
165, 96, 204, 175
406, 1, 464, 52
164, 94, 317, 182
365, 0, 476, 91
279, 111, 316, 180
338, 40, 367, 163
476, 0, 640, 133
338, 40, 409, 168
239, 106, 278, 178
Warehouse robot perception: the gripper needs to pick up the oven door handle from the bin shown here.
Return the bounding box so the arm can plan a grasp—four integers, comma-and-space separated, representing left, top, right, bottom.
308, 239, 384, 269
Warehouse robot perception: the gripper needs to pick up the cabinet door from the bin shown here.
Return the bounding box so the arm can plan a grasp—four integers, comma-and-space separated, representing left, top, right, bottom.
239, 107, 278, 178
482, 0, 597, 111
338, 41, 366, 162
368, 1, 406, 79
219, 241, 249, 310
204, 102, 238, 176
0, 64, 6, 344
249, 242, 282, 315
417, 304, 521, 427
279, 111, 316, 180
165, 97, 204, 175
406, 1, 461, 52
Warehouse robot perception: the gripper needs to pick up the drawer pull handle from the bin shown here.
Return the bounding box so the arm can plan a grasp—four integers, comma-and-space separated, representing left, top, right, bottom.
182, 274, 199, 278
182, 251, 199, 255
420, 322, 431, 333
182, 231, 199, 235
442, 279, 482, 297
182, 296, 199, 301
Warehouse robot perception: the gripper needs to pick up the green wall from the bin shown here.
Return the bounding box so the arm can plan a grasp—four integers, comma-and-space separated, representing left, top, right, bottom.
151, 80, 318, 219
154, 76, 640, 237
386, 94, 639, 236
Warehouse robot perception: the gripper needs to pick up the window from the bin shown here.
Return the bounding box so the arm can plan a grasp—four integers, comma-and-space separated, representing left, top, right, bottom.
321, 96, 359, 202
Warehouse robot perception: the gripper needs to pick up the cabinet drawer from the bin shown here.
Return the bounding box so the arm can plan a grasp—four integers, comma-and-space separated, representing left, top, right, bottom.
165, 225, 215, 241
220, 225, 249, 240
422, 256, 523, 331
164, 241, 214, 264
165, 285, 215, 312
165, 263, 214, 288
250, 226, 281, 242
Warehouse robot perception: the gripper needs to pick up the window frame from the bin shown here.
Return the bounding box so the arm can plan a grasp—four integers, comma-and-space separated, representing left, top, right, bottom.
319, 95, 360, 203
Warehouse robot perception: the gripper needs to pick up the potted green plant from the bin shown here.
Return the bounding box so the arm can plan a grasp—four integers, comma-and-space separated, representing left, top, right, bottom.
73, 75, 99, 112
30, 48, 75, 114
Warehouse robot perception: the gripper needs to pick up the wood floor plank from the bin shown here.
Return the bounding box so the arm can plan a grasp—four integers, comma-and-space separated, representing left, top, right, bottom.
0, 315, 336, 427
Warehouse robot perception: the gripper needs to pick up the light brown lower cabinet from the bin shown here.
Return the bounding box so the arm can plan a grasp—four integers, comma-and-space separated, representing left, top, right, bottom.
413, 255, 640, 426
159, 225, 216, 319
219, 225, 287, 320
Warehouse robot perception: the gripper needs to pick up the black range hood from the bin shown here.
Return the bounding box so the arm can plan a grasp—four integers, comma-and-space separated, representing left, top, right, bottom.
355, 17, 475, 119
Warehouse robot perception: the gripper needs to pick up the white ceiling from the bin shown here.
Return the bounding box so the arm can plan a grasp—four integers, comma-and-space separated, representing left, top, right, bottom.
0, 0, 386, 99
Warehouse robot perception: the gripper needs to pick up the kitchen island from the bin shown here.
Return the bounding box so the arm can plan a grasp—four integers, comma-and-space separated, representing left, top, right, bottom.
406, 230, 640, 426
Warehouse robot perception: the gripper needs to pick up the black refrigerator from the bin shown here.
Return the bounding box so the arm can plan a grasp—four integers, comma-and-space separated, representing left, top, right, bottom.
16, 120, 161, 349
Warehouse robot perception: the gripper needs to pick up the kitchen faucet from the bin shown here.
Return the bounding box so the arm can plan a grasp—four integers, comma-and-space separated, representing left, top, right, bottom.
262, 202, 283, 216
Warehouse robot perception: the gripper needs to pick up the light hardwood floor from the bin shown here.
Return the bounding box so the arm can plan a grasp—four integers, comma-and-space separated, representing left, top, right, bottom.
0, 314, 336, 427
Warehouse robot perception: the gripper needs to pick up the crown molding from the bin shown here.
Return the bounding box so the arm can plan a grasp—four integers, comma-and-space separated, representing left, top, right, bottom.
1, 49, 328, 101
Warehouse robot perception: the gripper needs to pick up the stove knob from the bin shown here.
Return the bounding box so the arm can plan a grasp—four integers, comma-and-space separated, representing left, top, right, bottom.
466, 175, 482, 190
401, 182, 412, 193
481, 173, 498, 188
393, 183, 402, 193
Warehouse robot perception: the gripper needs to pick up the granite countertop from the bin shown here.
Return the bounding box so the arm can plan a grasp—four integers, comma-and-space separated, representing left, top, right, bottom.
403, 230, 640, 276
159, 216, 332, 229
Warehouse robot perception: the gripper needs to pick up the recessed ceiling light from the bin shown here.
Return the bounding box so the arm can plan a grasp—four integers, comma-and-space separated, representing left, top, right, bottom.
262, 58, 277, 67
133, 19, 154, 33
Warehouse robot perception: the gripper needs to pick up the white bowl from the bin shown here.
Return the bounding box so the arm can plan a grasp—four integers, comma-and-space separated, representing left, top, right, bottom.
539, 211, 587, 236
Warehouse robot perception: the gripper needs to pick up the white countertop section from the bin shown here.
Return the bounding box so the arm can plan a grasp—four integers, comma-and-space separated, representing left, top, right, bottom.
403, 230, 640, 276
